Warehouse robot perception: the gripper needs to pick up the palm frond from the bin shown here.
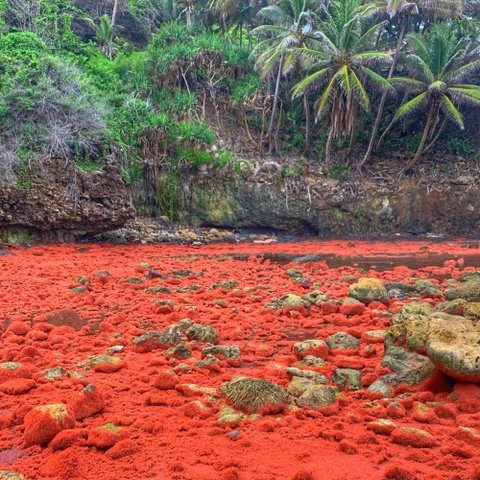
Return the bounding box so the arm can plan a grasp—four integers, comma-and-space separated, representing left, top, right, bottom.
441, 94, 464, 129
393, 92, 428, 121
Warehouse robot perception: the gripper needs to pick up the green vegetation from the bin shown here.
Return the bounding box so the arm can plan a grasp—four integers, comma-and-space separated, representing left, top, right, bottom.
0, 0, 479, 189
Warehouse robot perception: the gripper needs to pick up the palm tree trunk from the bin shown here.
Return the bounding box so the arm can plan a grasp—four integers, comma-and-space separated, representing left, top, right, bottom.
304, 91, 310, 151
325, 126, 334, 167
360, 18, 406, 169
111, 0, 120, 27
402, 104, 434, 174
268, 54, 284, 136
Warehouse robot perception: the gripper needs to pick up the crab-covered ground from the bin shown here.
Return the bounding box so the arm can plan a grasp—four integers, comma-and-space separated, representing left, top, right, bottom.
1, 240, 480, 480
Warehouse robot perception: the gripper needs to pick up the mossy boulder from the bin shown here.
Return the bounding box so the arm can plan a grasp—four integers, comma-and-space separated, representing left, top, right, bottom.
349, 278, 388, 303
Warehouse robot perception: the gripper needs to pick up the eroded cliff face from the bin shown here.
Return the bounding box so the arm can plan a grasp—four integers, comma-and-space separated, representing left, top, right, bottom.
134, 167, 480, 237
0, 160, 134, 242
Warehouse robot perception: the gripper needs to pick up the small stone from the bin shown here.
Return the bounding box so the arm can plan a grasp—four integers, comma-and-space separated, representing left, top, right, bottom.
203, 345, 241, 359
69, 384, 105, 420
24, 404, 75, 446
86, 423, 124, 450
464, 302, 480, 320
293, 340, 329, 360
326, 332, 359, 350
43, 367, 66, 380
299, 355, 325, 367
0, 379, 35, 395
391, 427, 438, 448
296, 385, 337, 408
70, 286, 87, 294
152, 370, 179, 390
106, 345, 124, 355
89, 355, 125, 373
217, 406, 245, 426
339, 297, 366, 316
367, 418, 397, 435
362, 330, 387, 344
367, 380, 393, 397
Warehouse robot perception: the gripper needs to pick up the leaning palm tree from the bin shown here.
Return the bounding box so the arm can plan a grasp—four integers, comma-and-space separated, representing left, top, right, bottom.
250, 0, 320, 136
381, 23, 480, 174
292, 0, 393, 164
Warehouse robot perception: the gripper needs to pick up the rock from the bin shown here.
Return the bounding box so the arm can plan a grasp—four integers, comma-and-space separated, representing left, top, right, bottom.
86, 423, 124, 450
152, 370, 179, 390
185, 323, 218, 344
445, 281, 480, 302
46, 310, 87, 331
0, 472, 28, 480
132, 330, 181, 353
385, 282, 416, 299
24, 404, 75, 447
301, 290, 329, 306
464, 302, 480, 320
332, 369, 362, 390
202, 345, 241, 360
293, 340, 329, 360
43, 367, 66, 380
299, 355, 326, 367
414, 279, 442, 297
348, 278, 388, 303
367, 380, 393, 397
0, 363, 30, 383
367, 418, 397, 435
89, 355, 125, 373
326, 332, 359, 350
437, 299, 466, 315
391, 427, 438, 448
427, 317, 480, 382
50, 429, 86, 451
220, 377, 288, 415
386, 315, 431, 353
70, 286, 87, 294
267, 293, 311, 311
287, 377, 316, 397
362, 330, 387, 344
391, 302, 435, 325
296, 385, 337, 409
285, 367, 329, 383
105, 439, 140, 460
165, 343, 191, 359
69, 384, 105, 420
217, 406, 245, 426
339, 297, 366, 316
0, 379, 35, 395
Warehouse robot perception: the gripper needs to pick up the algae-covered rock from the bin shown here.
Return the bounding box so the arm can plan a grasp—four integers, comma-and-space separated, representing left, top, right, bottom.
333, 368, 362, 391
296, 385, 337, 408
293, 339, 329, 360
445, 281, 480, 302
186, 323, 219, 344
427, 317, 480, 382
220, 377, 288, 414
391, 302, 435, 325
349, 278, 388, 302
326, 332, 359, 350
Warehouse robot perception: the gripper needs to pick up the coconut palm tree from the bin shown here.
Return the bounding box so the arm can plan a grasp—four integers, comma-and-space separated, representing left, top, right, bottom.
382, 23, 480, 174
250, 0, 321, 136
96, 14, 116, 59
292, 0, 393, 164
360, 0, 468, 167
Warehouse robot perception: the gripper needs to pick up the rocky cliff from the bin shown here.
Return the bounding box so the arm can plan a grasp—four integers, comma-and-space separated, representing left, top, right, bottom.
0, 160, 134, 243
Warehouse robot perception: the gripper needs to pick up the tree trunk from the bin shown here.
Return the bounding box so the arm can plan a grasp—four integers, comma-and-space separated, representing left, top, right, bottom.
325, 125, 334, 167
360, 18, 406, 169
111, 0, 120, 27
268, 54, 284, 136
304, 91, 310, 151
402, 104, 434, 174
